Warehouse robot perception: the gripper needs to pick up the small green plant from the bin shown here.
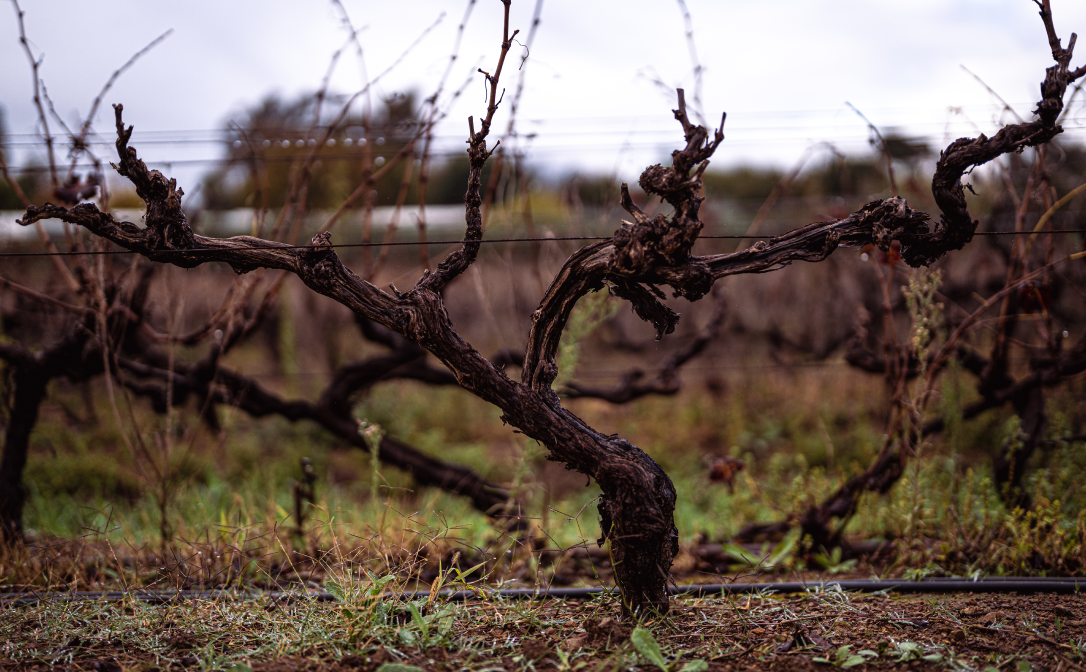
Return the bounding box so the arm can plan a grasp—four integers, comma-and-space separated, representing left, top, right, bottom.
902, 564, 942, 582
357, 419, 385, 510
631, 627, 667, 670
1069, 637, 1086, 661
714, 530, 799, 572
813, 645, 877, 667
813, 547, 858, 575
325, 564, 458, 651
901, 268, 945, 539
427, 552, 487, 607
554, 287, 620, 389
630, 626, 708, 672
554, 647, 589, 671
323, 570, 399, 647
889, 640, 945, 663
399, 600, 457, 648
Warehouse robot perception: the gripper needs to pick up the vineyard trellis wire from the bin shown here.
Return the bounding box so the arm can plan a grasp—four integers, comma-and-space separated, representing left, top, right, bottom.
1, 229, 1084, 259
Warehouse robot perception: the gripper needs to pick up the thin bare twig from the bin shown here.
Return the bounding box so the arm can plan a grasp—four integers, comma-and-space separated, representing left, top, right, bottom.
737, 144, 824, 248
845, 102, 899, 195
960, 64, 1025, 124
266, 12, 446, 242
9, 0, 82, 293
923, 250, 1086, 397
12, 0, 57, 187
0, 274, 91, 315
67, 29, 173, 181
369, 143, 417, 280
675, 0, 706, 127
416, 0, 519, 293
481, 0, 543, 228
417, 0, 479, 271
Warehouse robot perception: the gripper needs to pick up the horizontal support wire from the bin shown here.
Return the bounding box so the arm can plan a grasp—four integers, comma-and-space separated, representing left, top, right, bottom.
1, 230, 1084, 259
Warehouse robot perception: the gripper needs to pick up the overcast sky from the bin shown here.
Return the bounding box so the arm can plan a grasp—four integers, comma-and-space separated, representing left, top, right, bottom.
2, 0, 1085, 196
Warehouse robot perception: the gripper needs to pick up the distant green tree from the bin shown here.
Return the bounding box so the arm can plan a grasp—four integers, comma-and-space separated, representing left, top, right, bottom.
0, 106, 41, 210
201, 92, 492, 211
201, 92, 414, 210
702, 167, 782, 201
560, 173, 621, 208
422, 154, 495, 207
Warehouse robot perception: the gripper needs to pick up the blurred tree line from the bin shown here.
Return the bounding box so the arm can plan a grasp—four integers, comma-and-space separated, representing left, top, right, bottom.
200, 92, 492, 210
561, 132, 935, 210
7, 95, 1084, 223
565, 131, 1086, 233
0, 107, 42, 209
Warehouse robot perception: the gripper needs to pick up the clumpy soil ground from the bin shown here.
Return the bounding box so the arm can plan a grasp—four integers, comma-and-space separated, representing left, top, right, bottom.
3, 590, 1084, 671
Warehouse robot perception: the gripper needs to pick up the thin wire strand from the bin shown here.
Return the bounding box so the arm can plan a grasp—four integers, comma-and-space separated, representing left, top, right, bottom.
0, 229, 1084, 258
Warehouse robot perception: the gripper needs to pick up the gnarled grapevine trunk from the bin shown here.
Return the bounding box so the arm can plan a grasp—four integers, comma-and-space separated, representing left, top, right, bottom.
1, 324, 100, 543
0, 359, 47, 543
18, 0, 1083, 614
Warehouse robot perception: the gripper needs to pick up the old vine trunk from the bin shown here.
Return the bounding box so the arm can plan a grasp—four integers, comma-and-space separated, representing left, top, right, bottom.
18, 1, 1084, 615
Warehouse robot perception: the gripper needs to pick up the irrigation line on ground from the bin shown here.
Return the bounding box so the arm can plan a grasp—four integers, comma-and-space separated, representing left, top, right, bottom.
3, 577, 1081, 606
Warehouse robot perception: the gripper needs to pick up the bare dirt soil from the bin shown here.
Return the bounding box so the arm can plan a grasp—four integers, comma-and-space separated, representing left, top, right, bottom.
4, 590, 1084, 671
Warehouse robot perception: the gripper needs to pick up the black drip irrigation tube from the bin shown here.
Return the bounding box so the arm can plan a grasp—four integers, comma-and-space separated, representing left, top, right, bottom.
2, 577, 1081, 607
